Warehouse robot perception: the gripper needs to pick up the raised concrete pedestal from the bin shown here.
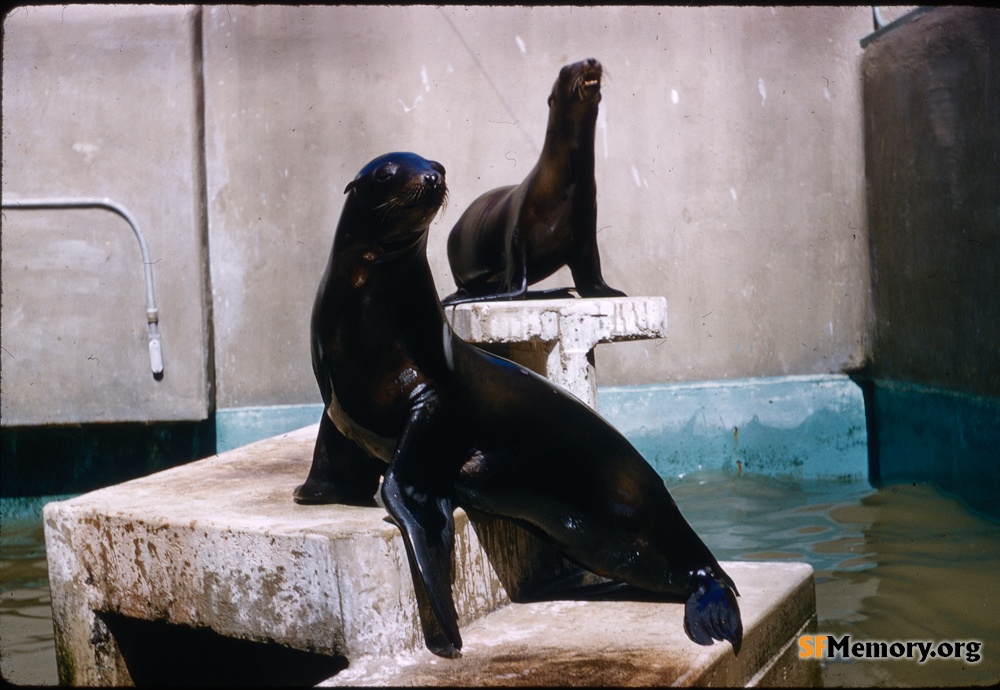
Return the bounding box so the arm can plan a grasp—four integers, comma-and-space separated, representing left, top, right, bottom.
446, 297, 667, 409
44, 424, 818, 687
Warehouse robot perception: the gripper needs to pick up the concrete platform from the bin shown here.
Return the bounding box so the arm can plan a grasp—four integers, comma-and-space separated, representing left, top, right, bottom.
446, 297, 667, 409
44, 422, 817, 686
324, 561, 818, 687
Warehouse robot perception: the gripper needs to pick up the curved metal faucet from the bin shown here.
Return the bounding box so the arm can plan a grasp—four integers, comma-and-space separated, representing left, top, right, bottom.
1, 197, 164, 379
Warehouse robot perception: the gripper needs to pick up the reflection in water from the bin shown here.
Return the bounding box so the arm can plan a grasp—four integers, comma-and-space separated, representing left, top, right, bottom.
2, 476, 998, 686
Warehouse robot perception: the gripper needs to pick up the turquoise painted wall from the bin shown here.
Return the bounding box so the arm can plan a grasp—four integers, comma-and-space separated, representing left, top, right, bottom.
599, 375, 868, 482
862, 380, 1000, 518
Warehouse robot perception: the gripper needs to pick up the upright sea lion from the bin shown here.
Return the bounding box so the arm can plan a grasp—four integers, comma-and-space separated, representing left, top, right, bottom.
296, 152, 741, 659
442, 58, 626, 305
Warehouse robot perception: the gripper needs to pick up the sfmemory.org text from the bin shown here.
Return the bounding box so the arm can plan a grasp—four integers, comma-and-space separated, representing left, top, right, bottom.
799, 635, 982, 663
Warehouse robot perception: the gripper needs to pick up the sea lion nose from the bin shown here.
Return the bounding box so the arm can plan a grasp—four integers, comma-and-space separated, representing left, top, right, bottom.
422, 171, 443, 188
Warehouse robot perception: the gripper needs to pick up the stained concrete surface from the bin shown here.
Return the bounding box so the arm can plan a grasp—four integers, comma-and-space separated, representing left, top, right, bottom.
44, 423, 817, 686
42, 424, 564, 684
322, 562, 818, 687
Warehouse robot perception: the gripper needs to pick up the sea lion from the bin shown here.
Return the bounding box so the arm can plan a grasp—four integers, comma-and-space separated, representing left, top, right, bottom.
295, 152, 741, 659
442, 58, 626, 305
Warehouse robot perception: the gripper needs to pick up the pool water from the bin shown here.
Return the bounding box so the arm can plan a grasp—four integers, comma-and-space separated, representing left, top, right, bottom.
0, 513, 56, 686
669, 472, 1000, 687
2, 473, 998, 686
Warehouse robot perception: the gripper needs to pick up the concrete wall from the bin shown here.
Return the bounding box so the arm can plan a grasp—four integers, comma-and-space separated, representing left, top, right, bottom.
2, 5, 873, 424
203, 5, 873, 409
2, 5, 211, 425
857, 6, 1000, 519
861, 6, 1000, 399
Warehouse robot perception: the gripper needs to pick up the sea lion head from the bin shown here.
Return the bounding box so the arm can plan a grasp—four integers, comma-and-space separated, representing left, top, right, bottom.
344, 152, 448, 245
549, 58, 603, 108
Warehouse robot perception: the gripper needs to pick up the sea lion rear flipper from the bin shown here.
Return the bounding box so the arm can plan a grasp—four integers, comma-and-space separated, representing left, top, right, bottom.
293, 413, 383, 505
684, 568, 743, 655
380, 395, 463, 658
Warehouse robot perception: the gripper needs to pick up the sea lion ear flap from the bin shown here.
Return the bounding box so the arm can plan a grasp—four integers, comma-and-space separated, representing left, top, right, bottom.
344, 176, 361, 194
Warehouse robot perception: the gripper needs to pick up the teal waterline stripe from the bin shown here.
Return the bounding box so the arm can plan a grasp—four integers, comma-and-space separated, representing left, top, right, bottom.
215, 374, 870, 482
0, 493, 78, 531
866, 378, 1000, 518
599, 374, 869, 482
215, 403, 324, 453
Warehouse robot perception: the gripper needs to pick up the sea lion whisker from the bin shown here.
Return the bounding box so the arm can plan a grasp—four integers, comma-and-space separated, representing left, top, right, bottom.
369, 183, 447, 225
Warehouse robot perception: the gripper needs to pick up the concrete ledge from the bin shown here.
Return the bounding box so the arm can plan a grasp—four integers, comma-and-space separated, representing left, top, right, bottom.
42, 424, 570, 685
446, 297, 667, 408
44, 421, 816, 686
323, 561, 818, 687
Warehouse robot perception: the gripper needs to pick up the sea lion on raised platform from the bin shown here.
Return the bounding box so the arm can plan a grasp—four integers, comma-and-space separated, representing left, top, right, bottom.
442, 58, 626, 305
295, 152, 741, 659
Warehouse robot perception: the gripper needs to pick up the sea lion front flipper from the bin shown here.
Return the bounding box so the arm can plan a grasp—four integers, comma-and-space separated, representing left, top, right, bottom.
567, 235, 627, 298
683, 568, 743, 655
293, 412, 383, 506
380, 392, 462, 658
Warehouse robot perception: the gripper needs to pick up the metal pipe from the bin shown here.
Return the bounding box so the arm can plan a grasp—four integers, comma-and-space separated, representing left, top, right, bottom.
873, 6, 888, 31
1, 197, 164, 379
861, 6, 935, 49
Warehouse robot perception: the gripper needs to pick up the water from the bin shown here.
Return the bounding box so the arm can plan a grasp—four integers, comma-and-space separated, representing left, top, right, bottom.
2, 474, 998, 687
0, 513, 57, 686
669, 472, 1000, 687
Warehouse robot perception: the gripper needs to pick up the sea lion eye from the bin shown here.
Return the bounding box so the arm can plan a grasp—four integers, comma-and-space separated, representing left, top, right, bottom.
375, 163, 398, 182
